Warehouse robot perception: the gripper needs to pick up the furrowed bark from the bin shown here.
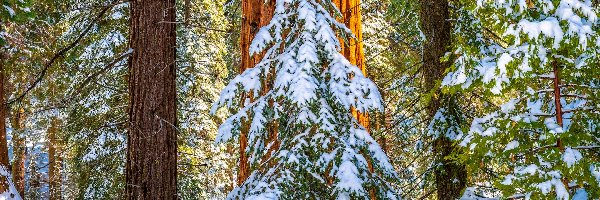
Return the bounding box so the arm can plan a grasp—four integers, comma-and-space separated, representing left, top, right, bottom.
126, 1, 178, 199
238, 0, 275, 185
11, 107, 25, 198
332, 0, 370, 131
419, 0, 467, 199
48, 118, 62, 200
331, 0, 376, 198
0, 52, 10, 194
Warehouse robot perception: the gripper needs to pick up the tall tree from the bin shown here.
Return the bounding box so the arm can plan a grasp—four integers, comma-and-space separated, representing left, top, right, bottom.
212, 0, 399, 198
332, 0, 370, 130
11, 107, 25, 198
1, 1, 30, 198
48, 118, 61, 200
237, 0, 275, 185
126, 1, 177, 199
0, 60, 20, 199
331, 1, 378, 198
419, 0, 467, 199
0, 52, 10, 196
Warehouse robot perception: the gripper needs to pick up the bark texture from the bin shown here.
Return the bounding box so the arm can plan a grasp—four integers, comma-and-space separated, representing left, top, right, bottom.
238, 0, 275, 185
48, 118, 62, 200
126, 1, 177, 199
331, 1, 377, 199
11, 107, 25, 198
0, 53, 9, 193
332, 0, 370, 131
419, 0, 467, 199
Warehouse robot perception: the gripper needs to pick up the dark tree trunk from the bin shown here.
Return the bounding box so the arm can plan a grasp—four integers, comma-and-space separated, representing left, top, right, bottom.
419, 0, 467, 199
126, 1, 177, 199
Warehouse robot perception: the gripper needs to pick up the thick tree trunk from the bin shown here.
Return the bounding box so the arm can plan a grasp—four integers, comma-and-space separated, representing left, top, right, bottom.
238, 0, 275, 185
332, 0, 370, 131
11, 107, 25, 198
126, 1, 177, 199
331, 1, 376, 199
48, 118, 61, 200
419, 0, 467, 199
0, 53, 10, 194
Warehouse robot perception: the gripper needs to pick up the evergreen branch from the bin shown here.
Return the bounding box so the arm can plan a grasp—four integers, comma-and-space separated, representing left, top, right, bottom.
5, 0, 123, 106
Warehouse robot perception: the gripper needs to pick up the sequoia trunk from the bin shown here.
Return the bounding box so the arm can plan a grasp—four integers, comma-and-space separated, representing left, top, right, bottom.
331, 1, 377, 198
11, 108, 25, 198
332, 0, 370, 131
238, 0, 275, 185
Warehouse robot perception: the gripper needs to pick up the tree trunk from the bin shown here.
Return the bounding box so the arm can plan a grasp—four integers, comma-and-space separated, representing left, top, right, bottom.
332, 0, 370, 131
419, 0, 467, 199
48, 118, 61, 200
238, 0, 275, 185
0, 52, 10, 194
11, 107, 25, 198
126, 1, 177, 199
331, 1, 377, 198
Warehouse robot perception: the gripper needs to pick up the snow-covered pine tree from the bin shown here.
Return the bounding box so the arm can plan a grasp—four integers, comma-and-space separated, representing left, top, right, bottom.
211, 0, 399, 198
443, 0, 600, 199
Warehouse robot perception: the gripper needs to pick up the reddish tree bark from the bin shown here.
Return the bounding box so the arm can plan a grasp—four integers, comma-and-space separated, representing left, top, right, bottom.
237, 0, 275, 185
331, 1, 378, 198
551, 61, 571, 191
11, 107, 25, 198
0, 53, 10, 194
48, 118, 62, 200
332, 0, 370, 131
552, 62, 564, 149
126, 1, 177, 199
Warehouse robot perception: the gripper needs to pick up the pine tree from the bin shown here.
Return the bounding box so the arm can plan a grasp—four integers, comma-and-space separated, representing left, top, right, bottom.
176, 0, 241, 198
444, 0, 600, 198
126, 1, 177, 199
212, 0, 399, 198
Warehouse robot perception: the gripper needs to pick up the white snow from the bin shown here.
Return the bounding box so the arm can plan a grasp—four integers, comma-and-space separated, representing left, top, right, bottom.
501, 174, 515, 185
3, 5, 15, 17
591, 165, 600, 183
562, 147, 582, 167
515, 164, 538, 175
210, 0, 396, 198
504, 140, 519, 151
0, 166, 22, 200
460, 187, 498, 200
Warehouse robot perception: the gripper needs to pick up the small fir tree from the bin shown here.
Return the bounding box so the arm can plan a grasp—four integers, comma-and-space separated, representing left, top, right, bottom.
211, 0, 400, 198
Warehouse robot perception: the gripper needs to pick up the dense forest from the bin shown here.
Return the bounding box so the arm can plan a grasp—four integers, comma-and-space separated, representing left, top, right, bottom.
0, 0, 599, 199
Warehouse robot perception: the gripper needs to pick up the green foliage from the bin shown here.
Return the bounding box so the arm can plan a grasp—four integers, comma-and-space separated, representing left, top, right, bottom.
444, 0, 600, 198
